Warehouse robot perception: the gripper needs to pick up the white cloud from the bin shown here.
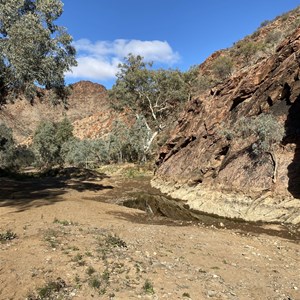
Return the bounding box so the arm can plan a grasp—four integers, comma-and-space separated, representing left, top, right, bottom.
112, 39, 180, 64
66, 57, 120, 81
66, 39, 180, 81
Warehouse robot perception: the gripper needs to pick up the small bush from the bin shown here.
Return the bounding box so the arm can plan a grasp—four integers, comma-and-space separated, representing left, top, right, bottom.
259, 20, 271, 28
143, 279, 154, 294
53, 218, 77, 226
37, 279, 66, 299
0, 124, 15, 170
89, 276, 101, 289
265, 31, 282, 46
44, 229, 60, 249
195, 75, 216, 92
221, 114, 285, 156
236, 41, 262, 62
211, 56, 233, 80
0, 230, 17, 242
105, 234, 127, 248
86, 266, 96, 276
26, 278, 67, 299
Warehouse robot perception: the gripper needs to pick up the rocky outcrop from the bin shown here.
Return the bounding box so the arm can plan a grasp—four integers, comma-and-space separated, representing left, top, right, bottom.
153, 28, 300, 224
0, 81, 114, 142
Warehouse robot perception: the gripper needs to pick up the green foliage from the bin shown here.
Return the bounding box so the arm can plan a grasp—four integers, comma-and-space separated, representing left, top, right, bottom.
86, 266, 96, 276
143, 279, 154, 294
62, 138, 109, 168
0, 123, 15, 169
223, 114, 285, 156
110, 54, 197, 129
109, 54, 197, 157
0, 0, 77, 101
36, 279, 66, 299
89, 276, 101, 289
211, 56, 233, 80
62, 117, 150, 167
182, 292, 191, 298
105, 234, 127, 248
265, 30, 282, 45
0, 123, 35, 171
108, 118, 150, 163
260, 20, 271, 28
32, 118, 74, 168
53, 218, 77, 226
13, 145, 35, 169
55, 117, 74, 146
107, 120, 131, 163
235, 41, 263, 63
0, 230, 17, 242
195, 75, 216, 92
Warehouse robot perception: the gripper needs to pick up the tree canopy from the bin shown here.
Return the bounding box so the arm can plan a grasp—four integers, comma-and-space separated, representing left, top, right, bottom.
0, 0, 77, 100
32, 118, 74, 168
109, 54, 198, 155
110, 54, 197, 131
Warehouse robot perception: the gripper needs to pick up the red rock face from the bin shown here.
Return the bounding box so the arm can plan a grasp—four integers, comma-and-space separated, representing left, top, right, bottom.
0, 81, 118, 142
154, 29, 300, 224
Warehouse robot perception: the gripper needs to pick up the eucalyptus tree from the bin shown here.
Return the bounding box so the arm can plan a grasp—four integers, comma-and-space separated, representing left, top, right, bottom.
110, 54, 197, 152
0, 0, 77, 101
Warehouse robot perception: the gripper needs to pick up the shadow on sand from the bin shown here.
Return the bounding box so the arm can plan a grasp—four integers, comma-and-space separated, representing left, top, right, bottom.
0, 167, 113, 212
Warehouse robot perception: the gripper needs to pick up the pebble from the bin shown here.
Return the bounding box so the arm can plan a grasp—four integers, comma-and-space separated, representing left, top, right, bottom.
207, 290, 217, 297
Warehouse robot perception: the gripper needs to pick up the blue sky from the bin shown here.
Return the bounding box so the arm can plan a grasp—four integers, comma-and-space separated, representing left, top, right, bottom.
60, 0, 300, 88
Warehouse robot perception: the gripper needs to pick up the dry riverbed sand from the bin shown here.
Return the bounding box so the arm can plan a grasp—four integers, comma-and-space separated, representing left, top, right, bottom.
0, 168, 299, 300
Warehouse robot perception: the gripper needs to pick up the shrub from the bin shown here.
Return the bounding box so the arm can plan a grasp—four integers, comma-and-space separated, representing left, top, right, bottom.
0, 230, 17, 242
0, 124, 15, 169
265, 31, 282, 46
211, 56, 233, 80
62, 138, 109, 168
236, 41, 262, 62
260, 20, 271, 28
32, 118, 74, 169
63, 119, 151, 168
13, 145, 35, 169
195, 75, 215, 92
222, 114, 285, 156
143, 279, 154, 294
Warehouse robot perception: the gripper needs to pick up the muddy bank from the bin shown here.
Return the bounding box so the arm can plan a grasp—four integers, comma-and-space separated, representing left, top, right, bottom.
118, 192, 299, 243
82, 174, 300, 242
151, 176, 300, 226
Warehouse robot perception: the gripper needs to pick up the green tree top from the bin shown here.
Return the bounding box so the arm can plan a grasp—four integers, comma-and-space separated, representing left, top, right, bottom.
0, 0, 77, 98
110, 54, 197, 131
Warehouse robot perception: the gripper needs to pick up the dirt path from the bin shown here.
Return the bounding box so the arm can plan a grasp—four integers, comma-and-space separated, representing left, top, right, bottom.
0, 171, 299, 300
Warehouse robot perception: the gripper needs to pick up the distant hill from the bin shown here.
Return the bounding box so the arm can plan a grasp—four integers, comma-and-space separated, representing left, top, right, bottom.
0, 81, 121, 143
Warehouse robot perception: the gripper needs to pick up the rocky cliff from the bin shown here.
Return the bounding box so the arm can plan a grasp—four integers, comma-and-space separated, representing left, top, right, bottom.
0, 81, 117, 142
153, 27, 300, 224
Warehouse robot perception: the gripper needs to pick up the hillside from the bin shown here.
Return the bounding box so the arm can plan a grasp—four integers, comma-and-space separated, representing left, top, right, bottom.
153, 7, 300, 224
0, 81, 117, 143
